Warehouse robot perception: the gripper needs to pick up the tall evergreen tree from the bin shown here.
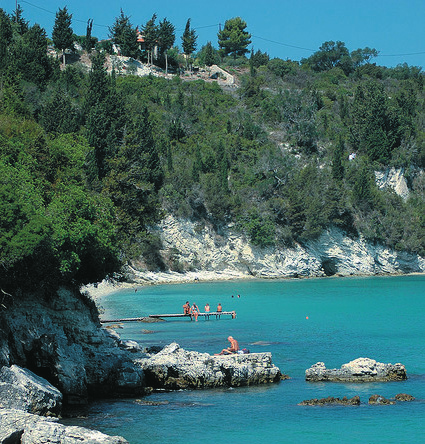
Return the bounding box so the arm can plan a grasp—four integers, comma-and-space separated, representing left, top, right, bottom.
158, 17, 175, 74
11, 4, 29, 35
204, 41, 215, 66
0, 8, 12, 73
84, 18, 93, 53
52, 6, 73, 67
10, 23, 52, 87
217, 17, 251, 58
109, 9, 139, 58
181, 18, 197, 68
142, 13, 158, 65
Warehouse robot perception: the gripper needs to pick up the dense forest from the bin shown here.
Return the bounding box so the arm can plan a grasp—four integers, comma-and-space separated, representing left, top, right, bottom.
1, 6, 425, 294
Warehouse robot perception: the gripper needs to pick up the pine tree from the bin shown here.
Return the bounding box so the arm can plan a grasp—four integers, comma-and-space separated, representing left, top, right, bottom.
52, 7, 73, 67
217, 17, 251, 58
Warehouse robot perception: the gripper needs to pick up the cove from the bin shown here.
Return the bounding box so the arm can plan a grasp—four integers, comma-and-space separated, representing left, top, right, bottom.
64, 275, 425, 443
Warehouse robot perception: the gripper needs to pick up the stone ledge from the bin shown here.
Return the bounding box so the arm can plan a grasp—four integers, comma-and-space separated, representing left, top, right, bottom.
137, 342, 282, 390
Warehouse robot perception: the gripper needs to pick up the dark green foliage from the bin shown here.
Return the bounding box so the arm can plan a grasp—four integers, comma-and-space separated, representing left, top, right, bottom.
0, 117, 119, 291
0, 8, 12, 71
251, 49, 269, 68
198, 42, 217, 67
142, 14, 158, 65
301, 41, 378, 76
332, 137, 345, 181
350, 80, 400, 162
157, 18, 175, 73
217, 17, 251, 58
9, 24, 53, 87
11, 4, 29, 36
52, 7, 73, 65
2, 7, 425, 293
109, 9, 139, 58
84, 19, 94, 53
181, 18, 197, 57
40, 87, 80, 133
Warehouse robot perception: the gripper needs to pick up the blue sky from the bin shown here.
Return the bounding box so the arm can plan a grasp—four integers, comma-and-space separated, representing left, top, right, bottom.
5, 0, 425, 68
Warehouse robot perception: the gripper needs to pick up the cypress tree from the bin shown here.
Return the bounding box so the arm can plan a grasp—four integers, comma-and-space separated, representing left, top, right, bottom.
52, 7, 73, 67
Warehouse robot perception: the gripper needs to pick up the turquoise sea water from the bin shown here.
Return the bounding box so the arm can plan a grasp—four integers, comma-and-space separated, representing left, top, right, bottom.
64, 276, 425, 443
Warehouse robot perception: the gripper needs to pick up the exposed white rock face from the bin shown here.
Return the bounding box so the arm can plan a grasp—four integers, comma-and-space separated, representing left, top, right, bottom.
375, 168, 410, 200
130, 215, 425, 283
138, 343, 281, 389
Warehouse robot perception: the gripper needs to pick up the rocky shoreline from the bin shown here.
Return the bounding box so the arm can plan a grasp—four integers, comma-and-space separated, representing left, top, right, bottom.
0, 272, 418, 443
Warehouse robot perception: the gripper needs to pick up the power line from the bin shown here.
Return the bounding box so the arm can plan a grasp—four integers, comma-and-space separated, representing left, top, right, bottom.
15, 1, 425, 59
251, 34, 315, 53
20, 0, 109, 28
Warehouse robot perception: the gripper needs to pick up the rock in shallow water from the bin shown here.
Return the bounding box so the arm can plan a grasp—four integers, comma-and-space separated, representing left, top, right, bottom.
305, 358, 407, 382
138, 342, 282, 390
298, 396, 361, 406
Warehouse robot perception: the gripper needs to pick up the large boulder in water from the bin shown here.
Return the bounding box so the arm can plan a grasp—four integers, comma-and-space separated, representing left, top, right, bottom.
0, 408, 128, 443
305, 358, 407, 382
137, 342, 282, 389
0, 365, 62, 416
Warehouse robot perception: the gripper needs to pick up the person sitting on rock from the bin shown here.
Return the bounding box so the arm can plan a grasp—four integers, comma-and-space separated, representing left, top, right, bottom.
215, 336, 239, 355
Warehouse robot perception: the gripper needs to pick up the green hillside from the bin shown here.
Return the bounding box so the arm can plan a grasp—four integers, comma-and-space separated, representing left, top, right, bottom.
1, 7, 425, 292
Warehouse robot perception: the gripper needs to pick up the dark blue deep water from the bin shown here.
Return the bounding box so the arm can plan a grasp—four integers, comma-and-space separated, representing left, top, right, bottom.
65, 276, 425, 443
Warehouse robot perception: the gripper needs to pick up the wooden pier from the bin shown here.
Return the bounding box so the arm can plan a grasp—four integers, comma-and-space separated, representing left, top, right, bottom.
100, 311, 236, 323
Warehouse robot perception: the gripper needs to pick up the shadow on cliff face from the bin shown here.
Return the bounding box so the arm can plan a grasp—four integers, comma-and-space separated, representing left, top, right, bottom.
321, 257, 338, 276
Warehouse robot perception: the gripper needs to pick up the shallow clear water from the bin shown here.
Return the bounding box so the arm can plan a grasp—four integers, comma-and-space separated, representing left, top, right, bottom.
64, 276, 425, 443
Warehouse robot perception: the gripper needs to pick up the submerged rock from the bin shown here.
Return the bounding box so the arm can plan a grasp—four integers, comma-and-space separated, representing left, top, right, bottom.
298, 396, 360, 406
305, 358, 407, 382
138, 343, 282, 390
395, 393, 415, 401
0, 408, 128, 443
368, 394, 396, 405
0, 365, 62, 416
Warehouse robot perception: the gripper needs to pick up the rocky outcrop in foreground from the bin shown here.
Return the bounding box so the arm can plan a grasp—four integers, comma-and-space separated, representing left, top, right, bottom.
0, 287, 145, 405
0, 409, 128, 444
138, 343, 282, 390
305, 358, 407, 382
0, 365, 62, 416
